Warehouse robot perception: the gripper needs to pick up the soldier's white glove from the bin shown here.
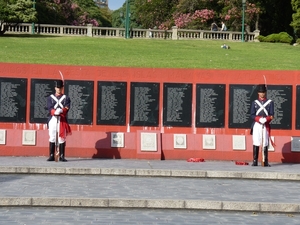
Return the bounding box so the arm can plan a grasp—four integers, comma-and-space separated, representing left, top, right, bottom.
54, 108, 63, 115
259, 117, 267, 124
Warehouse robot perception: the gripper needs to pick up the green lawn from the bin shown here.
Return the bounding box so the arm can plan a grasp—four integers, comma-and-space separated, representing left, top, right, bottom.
0, 34, 299, 70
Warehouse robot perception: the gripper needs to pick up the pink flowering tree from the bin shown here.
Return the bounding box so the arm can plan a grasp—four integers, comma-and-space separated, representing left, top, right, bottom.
219, 0, 261, 31
173, 9, 215, 29
172, 0, 218, 29
135, 0, 261, 32
173, 13, 192, 28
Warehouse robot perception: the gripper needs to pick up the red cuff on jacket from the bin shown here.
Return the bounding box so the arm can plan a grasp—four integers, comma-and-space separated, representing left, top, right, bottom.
255, 116, 261, 122
62, 107, 68, 115
266, 116, 273, 123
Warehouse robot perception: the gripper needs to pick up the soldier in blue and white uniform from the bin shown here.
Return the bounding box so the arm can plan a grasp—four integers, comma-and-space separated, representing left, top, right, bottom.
47, 80, 71, 162
250, 84, 274, 167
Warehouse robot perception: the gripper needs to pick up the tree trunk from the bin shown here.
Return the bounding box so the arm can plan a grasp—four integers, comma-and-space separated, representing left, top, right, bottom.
255, 14, 259, 30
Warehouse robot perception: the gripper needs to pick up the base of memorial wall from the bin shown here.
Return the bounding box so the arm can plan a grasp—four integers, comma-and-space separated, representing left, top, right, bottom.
0, 131, 298, 163
1, 63, 300, 163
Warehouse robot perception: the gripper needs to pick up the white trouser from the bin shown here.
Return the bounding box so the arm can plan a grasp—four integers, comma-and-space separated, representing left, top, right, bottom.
252, 122, 268, 147
48, 116, 66, 144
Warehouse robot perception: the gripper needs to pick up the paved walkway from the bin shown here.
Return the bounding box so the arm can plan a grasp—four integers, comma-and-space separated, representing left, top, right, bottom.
0, 157, 300, 215
1, 208, 299, 225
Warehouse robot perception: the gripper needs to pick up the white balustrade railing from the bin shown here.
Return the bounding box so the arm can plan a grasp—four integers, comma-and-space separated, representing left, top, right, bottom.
5, 23, 259, 42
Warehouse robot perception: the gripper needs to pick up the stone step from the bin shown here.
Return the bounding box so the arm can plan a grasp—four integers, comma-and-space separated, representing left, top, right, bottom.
1, 197, 299, 213
0, 166, 300, 181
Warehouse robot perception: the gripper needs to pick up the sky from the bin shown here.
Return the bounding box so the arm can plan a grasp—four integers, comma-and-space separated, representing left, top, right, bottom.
108, 0, 126, 10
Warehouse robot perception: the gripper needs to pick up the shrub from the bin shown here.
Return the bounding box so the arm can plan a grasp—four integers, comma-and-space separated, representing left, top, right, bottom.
256, 35, 265, 42
257, 32, 293, 44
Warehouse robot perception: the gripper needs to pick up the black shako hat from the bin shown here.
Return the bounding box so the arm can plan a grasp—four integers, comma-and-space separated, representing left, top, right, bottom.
55, 80, 64, 88
257, 84, 267, 93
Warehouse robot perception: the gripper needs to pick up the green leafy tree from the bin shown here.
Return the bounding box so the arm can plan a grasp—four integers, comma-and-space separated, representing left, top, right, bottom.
35, 0, 78, 25
0, 0, 37, 35
110, 1, 126, 28
291, 0, 300, 37
135, 0, 179, 29
175, 0, 219, 15
36, 0, 111, 27
111, 0, 140, 28
74, 0, 112, 26
111, 9, 123, 28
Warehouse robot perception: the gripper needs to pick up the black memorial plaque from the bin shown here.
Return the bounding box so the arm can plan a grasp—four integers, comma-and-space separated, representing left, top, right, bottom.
196, 84, 225, 128
163, 83, 192, 127
64, 80, 94, 125
30, 79, 55, 123
130, 82, 159, 126
229, 84, 292, 129
229, 84, 256, 128
0, 77, 27, 123
97, 81, 127, 125
296, 86, 300, 129
267, 85, 291, 129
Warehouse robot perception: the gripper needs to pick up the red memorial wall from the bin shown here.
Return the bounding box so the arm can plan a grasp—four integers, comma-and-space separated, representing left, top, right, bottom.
0, 63, 300, 163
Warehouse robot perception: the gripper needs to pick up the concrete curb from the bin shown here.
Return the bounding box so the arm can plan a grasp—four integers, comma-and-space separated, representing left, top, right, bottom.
1, 166, 300, 181
1, 197, 299, 213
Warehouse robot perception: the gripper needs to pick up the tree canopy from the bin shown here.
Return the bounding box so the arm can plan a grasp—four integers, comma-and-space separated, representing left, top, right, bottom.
0, 0, 298, 38
0, 0, 37, 34
35, 0, 111, 27
132, 0, 293, 35
291, 0, 300, 37
0, 0, 112, 35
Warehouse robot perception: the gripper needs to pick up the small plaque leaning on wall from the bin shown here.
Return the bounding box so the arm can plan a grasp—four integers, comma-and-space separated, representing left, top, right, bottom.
163, 83, 192, 127
0, 77, 27, 123
291, 137, 300, 152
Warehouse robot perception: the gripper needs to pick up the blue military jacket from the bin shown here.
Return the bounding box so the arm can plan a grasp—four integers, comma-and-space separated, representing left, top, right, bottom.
250, 98, 274, 134
47, 94, 71, 124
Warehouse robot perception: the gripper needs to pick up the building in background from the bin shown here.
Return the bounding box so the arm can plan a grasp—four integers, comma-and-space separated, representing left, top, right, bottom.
94, 0, 108, 8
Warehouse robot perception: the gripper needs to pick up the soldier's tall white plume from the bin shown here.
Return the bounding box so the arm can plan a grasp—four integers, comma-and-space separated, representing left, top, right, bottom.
263, 75, 267, 89
59, 70, 64, 82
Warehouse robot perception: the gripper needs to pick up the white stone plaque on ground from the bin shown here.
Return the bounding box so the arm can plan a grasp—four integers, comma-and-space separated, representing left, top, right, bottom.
22, 130, 36, 146
111, 132, 124, 148
174, 134, 187, 149
232, 135, 246, 150
202, 134, 216, 150
0, 129, 6, 145
141, 132, 157, 151
291, 137, 300, 152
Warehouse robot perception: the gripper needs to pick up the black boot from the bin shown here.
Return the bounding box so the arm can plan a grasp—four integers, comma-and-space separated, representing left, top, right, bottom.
47, 142, 55, 161
59, 142, 67, 162
263, 146, 271, 167
251, 145, 259, 166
